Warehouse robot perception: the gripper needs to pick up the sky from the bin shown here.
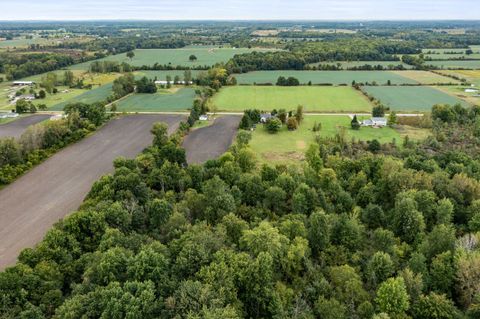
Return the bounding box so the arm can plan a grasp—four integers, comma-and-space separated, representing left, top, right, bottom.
0, 0, 478, 21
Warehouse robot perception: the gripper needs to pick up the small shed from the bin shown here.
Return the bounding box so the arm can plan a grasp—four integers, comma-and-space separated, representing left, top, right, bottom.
199, 115, 209, 121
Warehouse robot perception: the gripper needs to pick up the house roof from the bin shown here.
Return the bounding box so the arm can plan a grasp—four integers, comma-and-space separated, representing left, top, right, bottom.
372, 117, 387, 122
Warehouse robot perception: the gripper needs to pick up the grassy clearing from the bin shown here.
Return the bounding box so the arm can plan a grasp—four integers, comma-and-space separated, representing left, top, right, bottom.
70, 47, 277, 70
309, 61, 413, 69
116, 88, 196, 112
426, 60, 480, 69
363, 86, 469, 112
234, 70, 417, 85
392, 71, 460, 84
249, 115, 402, 163
50, 83, 113, 111
211, 86, 373, 113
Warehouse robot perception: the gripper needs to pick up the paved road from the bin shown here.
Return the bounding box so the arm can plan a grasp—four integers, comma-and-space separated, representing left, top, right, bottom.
0, 114, 52, 139
0, 114, 184, 270
183, 115, 241, 164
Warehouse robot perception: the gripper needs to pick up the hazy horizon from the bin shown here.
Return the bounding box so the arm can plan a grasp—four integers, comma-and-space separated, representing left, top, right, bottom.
1, 0, 478, 21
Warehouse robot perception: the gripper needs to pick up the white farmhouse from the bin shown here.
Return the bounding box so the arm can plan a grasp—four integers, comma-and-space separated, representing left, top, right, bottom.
362, 117, 388, 127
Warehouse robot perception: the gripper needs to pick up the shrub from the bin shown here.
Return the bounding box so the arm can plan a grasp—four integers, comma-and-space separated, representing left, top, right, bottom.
266, 118, 282, 134
287, 117, 298, 130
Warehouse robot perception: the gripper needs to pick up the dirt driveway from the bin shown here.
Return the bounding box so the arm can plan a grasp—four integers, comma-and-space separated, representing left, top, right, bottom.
0, 114, 52, 139
183, 115, 241, 164
0, 114, 184, 270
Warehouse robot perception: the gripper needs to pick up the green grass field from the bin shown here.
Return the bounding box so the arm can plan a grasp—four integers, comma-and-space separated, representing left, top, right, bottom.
391, 71, 460, 84
116, 88, 196, 112
50, 83, 113, 111
249, 115, 401, 163
0, 37, 51, 49
363, 86, 469, 111
70, 47, 277, 70
234, 71, 418, 85
211, 86, 373, 113
426, 60, 480, 69
309, 61, 413, 69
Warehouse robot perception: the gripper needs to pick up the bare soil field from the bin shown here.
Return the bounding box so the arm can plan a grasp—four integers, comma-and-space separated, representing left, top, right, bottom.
183, 115, 241, 164
0, 114, 184, 270
0, 114, 52, 138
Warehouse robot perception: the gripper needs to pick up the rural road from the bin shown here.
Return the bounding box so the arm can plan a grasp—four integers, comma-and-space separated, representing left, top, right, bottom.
0, 114, 52, 139
0, 114, 184, 270
183, 115, 241, 164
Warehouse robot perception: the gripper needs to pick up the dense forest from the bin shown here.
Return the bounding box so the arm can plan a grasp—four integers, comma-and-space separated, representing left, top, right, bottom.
1, 104, 480, 318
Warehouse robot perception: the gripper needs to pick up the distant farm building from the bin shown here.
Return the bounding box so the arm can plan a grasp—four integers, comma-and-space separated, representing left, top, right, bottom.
154, 80, 193, 85
0, 112, 19, 119
12, 81, 35, 86
362, 117, 388, 127
199, 115, 209, 121
465, 88, 479, 93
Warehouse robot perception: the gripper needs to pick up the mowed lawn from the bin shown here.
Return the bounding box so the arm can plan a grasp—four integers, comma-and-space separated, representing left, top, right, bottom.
211, 86, 372, 112
71, 47, 277, 70
249, 115, 401, 163
363, 86, 469, 112
234, 71, 418, 85
116, 88, 196, 112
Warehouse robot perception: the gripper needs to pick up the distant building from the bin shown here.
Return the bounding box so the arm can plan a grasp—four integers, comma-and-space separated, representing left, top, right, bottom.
0, 112, 19, 119
12, 81, 35, 86
199, 115, 209, 121
260, 113, 274, 123
362, 117, 388, 127
465, 88, 479, 93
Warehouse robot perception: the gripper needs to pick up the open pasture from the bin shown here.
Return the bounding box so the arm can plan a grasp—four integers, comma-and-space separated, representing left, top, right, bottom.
391, 71, 460, 84
211, 86, 372, 113
234, 71, 418, 85
363, 86, 469, 111
116, 88, 196, 112
71, 47, 277, 70
0, 37, 51, 49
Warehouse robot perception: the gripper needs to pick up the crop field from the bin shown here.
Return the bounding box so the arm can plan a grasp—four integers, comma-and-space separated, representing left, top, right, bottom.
249, 115, 401, 163
363, 86, 469, 111
211, 86, 373, 112
437, 70, 480, 86
116, 88, 196, 112
136, 70, 203, 81
183, 115, 241, 164
0, 114, 52, 139
234, 71, 418, 85
309, 61, 412, 69
426, 60, 480, 69
436, 86, 480, 106
50, 83, 113, 110
391, 70, 460, 84
70, 47, 277, 70
0, 114, 184, 269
